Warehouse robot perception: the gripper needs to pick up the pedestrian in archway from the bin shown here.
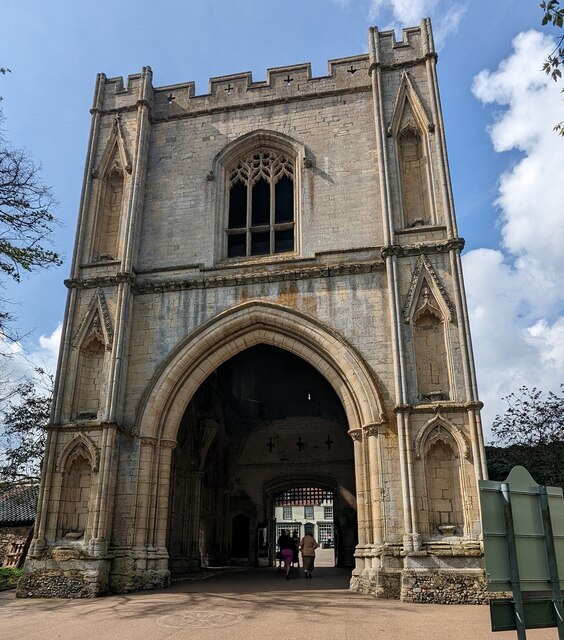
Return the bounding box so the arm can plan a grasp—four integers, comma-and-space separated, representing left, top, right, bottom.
277, 529, 294, 580
300, 531, 318, 579
291, 529, 300, 567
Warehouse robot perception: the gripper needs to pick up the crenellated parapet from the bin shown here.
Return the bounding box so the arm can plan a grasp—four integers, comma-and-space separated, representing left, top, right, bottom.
93, 20, 435, 119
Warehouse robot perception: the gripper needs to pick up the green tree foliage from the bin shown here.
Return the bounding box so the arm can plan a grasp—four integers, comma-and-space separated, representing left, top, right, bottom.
486, 385, 564, 488
541, 1, 564, 134
0, 67, 61, 342
486, 442, 564, 488
0, 370, 51, 483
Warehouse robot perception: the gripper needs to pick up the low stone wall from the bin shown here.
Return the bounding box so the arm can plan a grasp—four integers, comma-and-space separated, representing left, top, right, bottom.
350, 569, 401, 599
351, 567, 489, 604
17, 570, 94, 598
17, 552, 110, 598
401, 569, 489, 604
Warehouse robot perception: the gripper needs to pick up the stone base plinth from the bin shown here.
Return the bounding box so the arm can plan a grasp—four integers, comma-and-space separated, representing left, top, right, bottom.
350, 542, 488, 604
17, 554, 110, 598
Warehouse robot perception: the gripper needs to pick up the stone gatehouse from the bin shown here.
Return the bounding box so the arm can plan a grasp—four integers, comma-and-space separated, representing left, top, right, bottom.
21, 19, 488, 602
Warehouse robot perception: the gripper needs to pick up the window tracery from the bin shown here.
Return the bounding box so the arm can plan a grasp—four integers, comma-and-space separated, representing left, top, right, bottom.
226, 151, 295, 258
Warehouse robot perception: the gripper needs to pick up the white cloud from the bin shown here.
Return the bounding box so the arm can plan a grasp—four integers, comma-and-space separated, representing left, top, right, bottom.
366, 0, 465, 46
466, 30, 564, 441
0, 323, 62, 391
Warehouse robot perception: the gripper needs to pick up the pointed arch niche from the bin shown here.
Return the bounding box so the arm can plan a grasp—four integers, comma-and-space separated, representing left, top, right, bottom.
71, 289, 113, 420
55, 434, 99, 540
90, 116, 131, 262
389, 72, 435, 229
404, 256, 455, 402
416, 418, 468, 538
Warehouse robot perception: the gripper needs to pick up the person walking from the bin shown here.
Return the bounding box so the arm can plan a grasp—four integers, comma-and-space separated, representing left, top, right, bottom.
291, 529, 300, 567
277, 529, 295, 580
300, 531, 318, 579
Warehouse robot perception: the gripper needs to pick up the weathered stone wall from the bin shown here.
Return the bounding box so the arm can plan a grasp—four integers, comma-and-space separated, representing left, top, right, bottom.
25, 21, 487, 602
0, 526, 31, 566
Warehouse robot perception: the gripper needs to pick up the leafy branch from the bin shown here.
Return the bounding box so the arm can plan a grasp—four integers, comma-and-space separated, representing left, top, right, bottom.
541, 1, 564, 134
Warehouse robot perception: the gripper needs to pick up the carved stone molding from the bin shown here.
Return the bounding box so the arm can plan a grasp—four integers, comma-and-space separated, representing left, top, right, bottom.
139, 436, 158, 448
56, 432, 100, 472
349, 429, 363, 442
396, 400, 484, 413
160, 439, 177, 450
67, 260, 384, 295
381, 238, 464, 260
65, 272, 135, 290
414, 413, 470, 461
363, 423, 386, 437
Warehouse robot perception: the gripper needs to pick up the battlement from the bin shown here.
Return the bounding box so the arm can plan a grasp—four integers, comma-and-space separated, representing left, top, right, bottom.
94, 20, 434, 117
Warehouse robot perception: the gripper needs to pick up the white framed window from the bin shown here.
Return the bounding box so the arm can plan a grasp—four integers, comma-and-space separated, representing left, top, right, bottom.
317, 523, 334, 543
323, 506, 333, 519
276, 523, 300, 540
282, 506, 292, 520
304, 505, 314, 519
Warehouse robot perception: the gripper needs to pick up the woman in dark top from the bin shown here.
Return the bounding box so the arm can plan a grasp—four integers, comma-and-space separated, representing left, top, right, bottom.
277, 529, 295, 580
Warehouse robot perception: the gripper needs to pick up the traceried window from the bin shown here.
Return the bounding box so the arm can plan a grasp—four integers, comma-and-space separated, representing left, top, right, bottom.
227, 151, 295, 258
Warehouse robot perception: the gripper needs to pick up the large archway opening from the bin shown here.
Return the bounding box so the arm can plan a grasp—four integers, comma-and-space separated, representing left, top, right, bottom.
167, 344, 356, 577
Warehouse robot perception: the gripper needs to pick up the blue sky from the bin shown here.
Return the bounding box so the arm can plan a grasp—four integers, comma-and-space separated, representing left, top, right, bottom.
1, 0, 563, 440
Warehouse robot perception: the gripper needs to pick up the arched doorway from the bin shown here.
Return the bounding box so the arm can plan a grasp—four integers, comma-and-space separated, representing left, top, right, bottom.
166, 344, 356, 575
133, 301, 385, 585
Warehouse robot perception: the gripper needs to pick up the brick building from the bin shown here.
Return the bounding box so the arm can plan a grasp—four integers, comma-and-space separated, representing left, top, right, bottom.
21, 20, 488, 602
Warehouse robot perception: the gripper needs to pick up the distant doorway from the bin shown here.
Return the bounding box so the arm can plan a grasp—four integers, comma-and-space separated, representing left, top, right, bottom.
231, 514, 250, 559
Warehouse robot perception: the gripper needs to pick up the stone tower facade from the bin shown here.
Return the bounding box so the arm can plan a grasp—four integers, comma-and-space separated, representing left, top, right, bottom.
21, 20, 488, 602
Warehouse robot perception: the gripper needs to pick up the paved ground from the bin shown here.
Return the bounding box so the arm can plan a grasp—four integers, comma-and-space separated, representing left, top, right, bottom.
0, 567, 557, 640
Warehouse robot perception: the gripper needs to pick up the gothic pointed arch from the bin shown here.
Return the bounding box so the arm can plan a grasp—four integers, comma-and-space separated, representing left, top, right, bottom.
403, 255, 454, 324
389, 72, 434, 228
213, 130, 306, 260
416, 414, 466, 537
404, 256, 455, 401
93, 116, 132, 178
414, 413, 470, 461
388, 71, 433, 138
90, 116, 131, 262
71, 289, 112, 419
72, 288, 113, 351
213, 129, 306, 171
135, 300, 386, 441
56, 432, 100, 472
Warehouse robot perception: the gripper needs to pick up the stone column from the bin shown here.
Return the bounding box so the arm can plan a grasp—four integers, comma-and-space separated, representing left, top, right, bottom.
350, 429, 369, 549
133, 436, 157, 564
364, 424, 383, 546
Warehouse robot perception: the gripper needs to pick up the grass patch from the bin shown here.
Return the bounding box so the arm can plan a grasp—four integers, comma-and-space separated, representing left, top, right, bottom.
0, 567, 23, 590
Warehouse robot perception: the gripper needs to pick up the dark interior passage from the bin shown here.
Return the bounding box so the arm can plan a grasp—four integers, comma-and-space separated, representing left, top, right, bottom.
167, 344, 357, 576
